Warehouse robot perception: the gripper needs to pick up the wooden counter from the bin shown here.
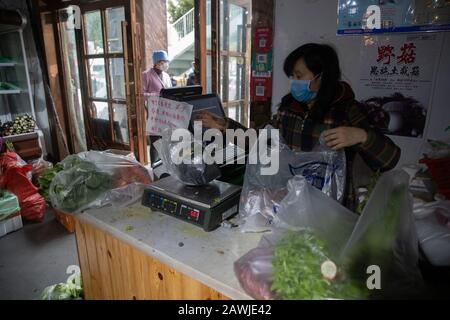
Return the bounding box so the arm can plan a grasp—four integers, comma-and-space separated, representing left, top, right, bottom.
74, 202, 262, 300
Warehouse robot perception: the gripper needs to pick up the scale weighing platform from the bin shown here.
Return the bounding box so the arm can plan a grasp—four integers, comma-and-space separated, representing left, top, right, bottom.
142, 176, 242, 232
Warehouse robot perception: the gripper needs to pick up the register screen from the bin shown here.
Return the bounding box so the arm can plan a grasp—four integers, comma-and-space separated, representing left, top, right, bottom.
186, 95, 226, 121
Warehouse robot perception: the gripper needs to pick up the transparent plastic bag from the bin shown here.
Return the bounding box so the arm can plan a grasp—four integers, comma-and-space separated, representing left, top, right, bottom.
275, 176, 358, 255
80, 183, 146, 212
30, 157, 53, 185
239, 132, 346, 232
414, 201, 450, 266
154, 127, 221, 186
342, 170, 423, 298
49, 151, 152, 213
234, 246, 276, 300
235, 171, 423, 299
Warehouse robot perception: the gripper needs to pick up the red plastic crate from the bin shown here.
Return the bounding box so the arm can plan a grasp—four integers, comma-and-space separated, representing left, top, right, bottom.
420, 157, 450, 199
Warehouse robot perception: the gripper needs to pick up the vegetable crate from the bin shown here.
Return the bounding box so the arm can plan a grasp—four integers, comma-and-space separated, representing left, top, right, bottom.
53, 208, 76, 233
420, 157, 450, 199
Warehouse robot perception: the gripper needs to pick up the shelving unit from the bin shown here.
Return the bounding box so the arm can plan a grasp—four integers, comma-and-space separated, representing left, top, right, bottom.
0, 10, 45, 159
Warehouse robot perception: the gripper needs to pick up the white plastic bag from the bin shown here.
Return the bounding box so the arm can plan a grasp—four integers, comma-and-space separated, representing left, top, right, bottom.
414, 201, 450, 266
239, 132, 346, 232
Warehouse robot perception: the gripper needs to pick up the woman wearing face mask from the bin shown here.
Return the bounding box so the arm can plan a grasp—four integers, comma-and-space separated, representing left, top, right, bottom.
143, 50, 172, 96
143, 50, 172, 167
196, 43, 401, 210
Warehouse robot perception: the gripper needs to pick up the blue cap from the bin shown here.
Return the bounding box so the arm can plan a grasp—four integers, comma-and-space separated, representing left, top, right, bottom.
152, 50, 169, 63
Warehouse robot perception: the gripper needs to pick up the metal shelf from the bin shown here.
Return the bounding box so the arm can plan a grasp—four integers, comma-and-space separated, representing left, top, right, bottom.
0, 82, 22, 94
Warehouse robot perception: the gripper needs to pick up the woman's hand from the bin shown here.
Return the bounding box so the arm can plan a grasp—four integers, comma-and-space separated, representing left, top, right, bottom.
194, 111, 228, 131
322, 127, 368, 151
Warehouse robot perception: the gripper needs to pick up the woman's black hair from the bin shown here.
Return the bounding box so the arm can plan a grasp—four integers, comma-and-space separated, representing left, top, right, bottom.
283, 43, 342, 121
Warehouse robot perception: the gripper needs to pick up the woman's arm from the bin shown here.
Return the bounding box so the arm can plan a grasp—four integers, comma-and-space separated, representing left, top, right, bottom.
347, 102, 401, 172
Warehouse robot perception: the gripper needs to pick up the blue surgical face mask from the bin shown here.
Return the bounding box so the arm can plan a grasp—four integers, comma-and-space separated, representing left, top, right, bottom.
290, 76, 319, 103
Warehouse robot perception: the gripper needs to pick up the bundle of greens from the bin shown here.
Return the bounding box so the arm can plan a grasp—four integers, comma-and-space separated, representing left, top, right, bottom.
38, 164, 63, 203
40, 274, 83, 300
49, 156, 112, 212
271, 230, 363, 300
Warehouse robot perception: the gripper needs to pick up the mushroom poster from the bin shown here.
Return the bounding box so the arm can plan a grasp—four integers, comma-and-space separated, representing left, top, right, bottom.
357, 34, 443, 138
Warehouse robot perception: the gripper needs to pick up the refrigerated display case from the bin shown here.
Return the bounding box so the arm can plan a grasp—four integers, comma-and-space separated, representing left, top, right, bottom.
0, 10, 45, 159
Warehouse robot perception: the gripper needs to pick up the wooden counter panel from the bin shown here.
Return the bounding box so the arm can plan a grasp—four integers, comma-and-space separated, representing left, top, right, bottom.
75, 219, 230, 300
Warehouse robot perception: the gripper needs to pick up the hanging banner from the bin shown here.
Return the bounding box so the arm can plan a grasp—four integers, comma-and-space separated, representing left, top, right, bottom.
337, 0, 450, 35
357, 34, 442, 138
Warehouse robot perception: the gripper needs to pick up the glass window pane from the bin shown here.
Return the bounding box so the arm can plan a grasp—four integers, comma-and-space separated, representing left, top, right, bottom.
90, 101, 109, 120
90, 101, 112, 141
220, 0, 226, 51
109, 58, 125, 99
229, 4, 245, 52
113, 103, 129, 144
85, 11, 104, 54
228, 57, 238, 101
88, 58, 107, 98
226, 106, 237, 121
206, 54, 212, 94
206, 0, 211, 50
106, 7, 125, 53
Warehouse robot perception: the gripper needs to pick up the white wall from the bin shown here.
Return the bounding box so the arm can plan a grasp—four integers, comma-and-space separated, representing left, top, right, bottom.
272, 0, 450, 166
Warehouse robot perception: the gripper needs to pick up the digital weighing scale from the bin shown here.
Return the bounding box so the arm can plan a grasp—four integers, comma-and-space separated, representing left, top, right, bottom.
142, 176, 242, 232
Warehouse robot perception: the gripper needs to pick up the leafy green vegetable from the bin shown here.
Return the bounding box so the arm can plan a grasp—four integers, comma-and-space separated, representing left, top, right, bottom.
40, 274, 83, 300
49, 156, 112, 212
38, 163, 64, 202
271, 230, 363, 300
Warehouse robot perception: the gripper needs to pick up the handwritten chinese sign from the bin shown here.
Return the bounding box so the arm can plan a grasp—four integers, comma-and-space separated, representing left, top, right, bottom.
146, 96, 193, 136
357, 35, 442, 138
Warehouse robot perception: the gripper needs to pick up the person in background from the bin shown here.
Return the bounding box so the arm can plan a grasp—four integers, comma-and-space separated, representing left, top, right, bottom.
142, 50, 172, 96
186, 61, 196, 86
196, 43, 401, 211
142, 50, 172, 168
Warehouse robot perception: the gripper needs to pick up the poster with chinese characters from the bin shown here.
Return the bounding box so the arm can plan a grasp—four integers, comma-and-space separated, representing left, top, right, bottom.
357, 34, 442, 138
146, 96, 193, 136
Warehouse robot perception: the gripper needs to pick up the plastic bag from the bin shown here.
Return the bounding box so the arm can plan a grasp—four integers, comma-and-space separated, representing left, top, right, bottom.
234, 246, 276, 300
49, 151, 152, 213
235, 171, 423, 299
414, 201, 450, 266
154, 127, 221, 186
239, 132, 346, 232
0, 190, 20, 221
342, 170, 423, 298
30, 157, 53, 186
235, 177, 358, 299
0, 150, 31, 185
0, 151, 45, 222
2, 165, 46, 222
422, 139, 450, 159
79, 183, 147, 212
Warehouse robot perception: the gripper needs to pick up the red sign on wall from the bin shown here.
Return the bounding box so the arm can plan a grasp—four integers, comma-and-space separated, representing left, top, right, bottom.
254, 26, 273, 53
251, 76, 272, 102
